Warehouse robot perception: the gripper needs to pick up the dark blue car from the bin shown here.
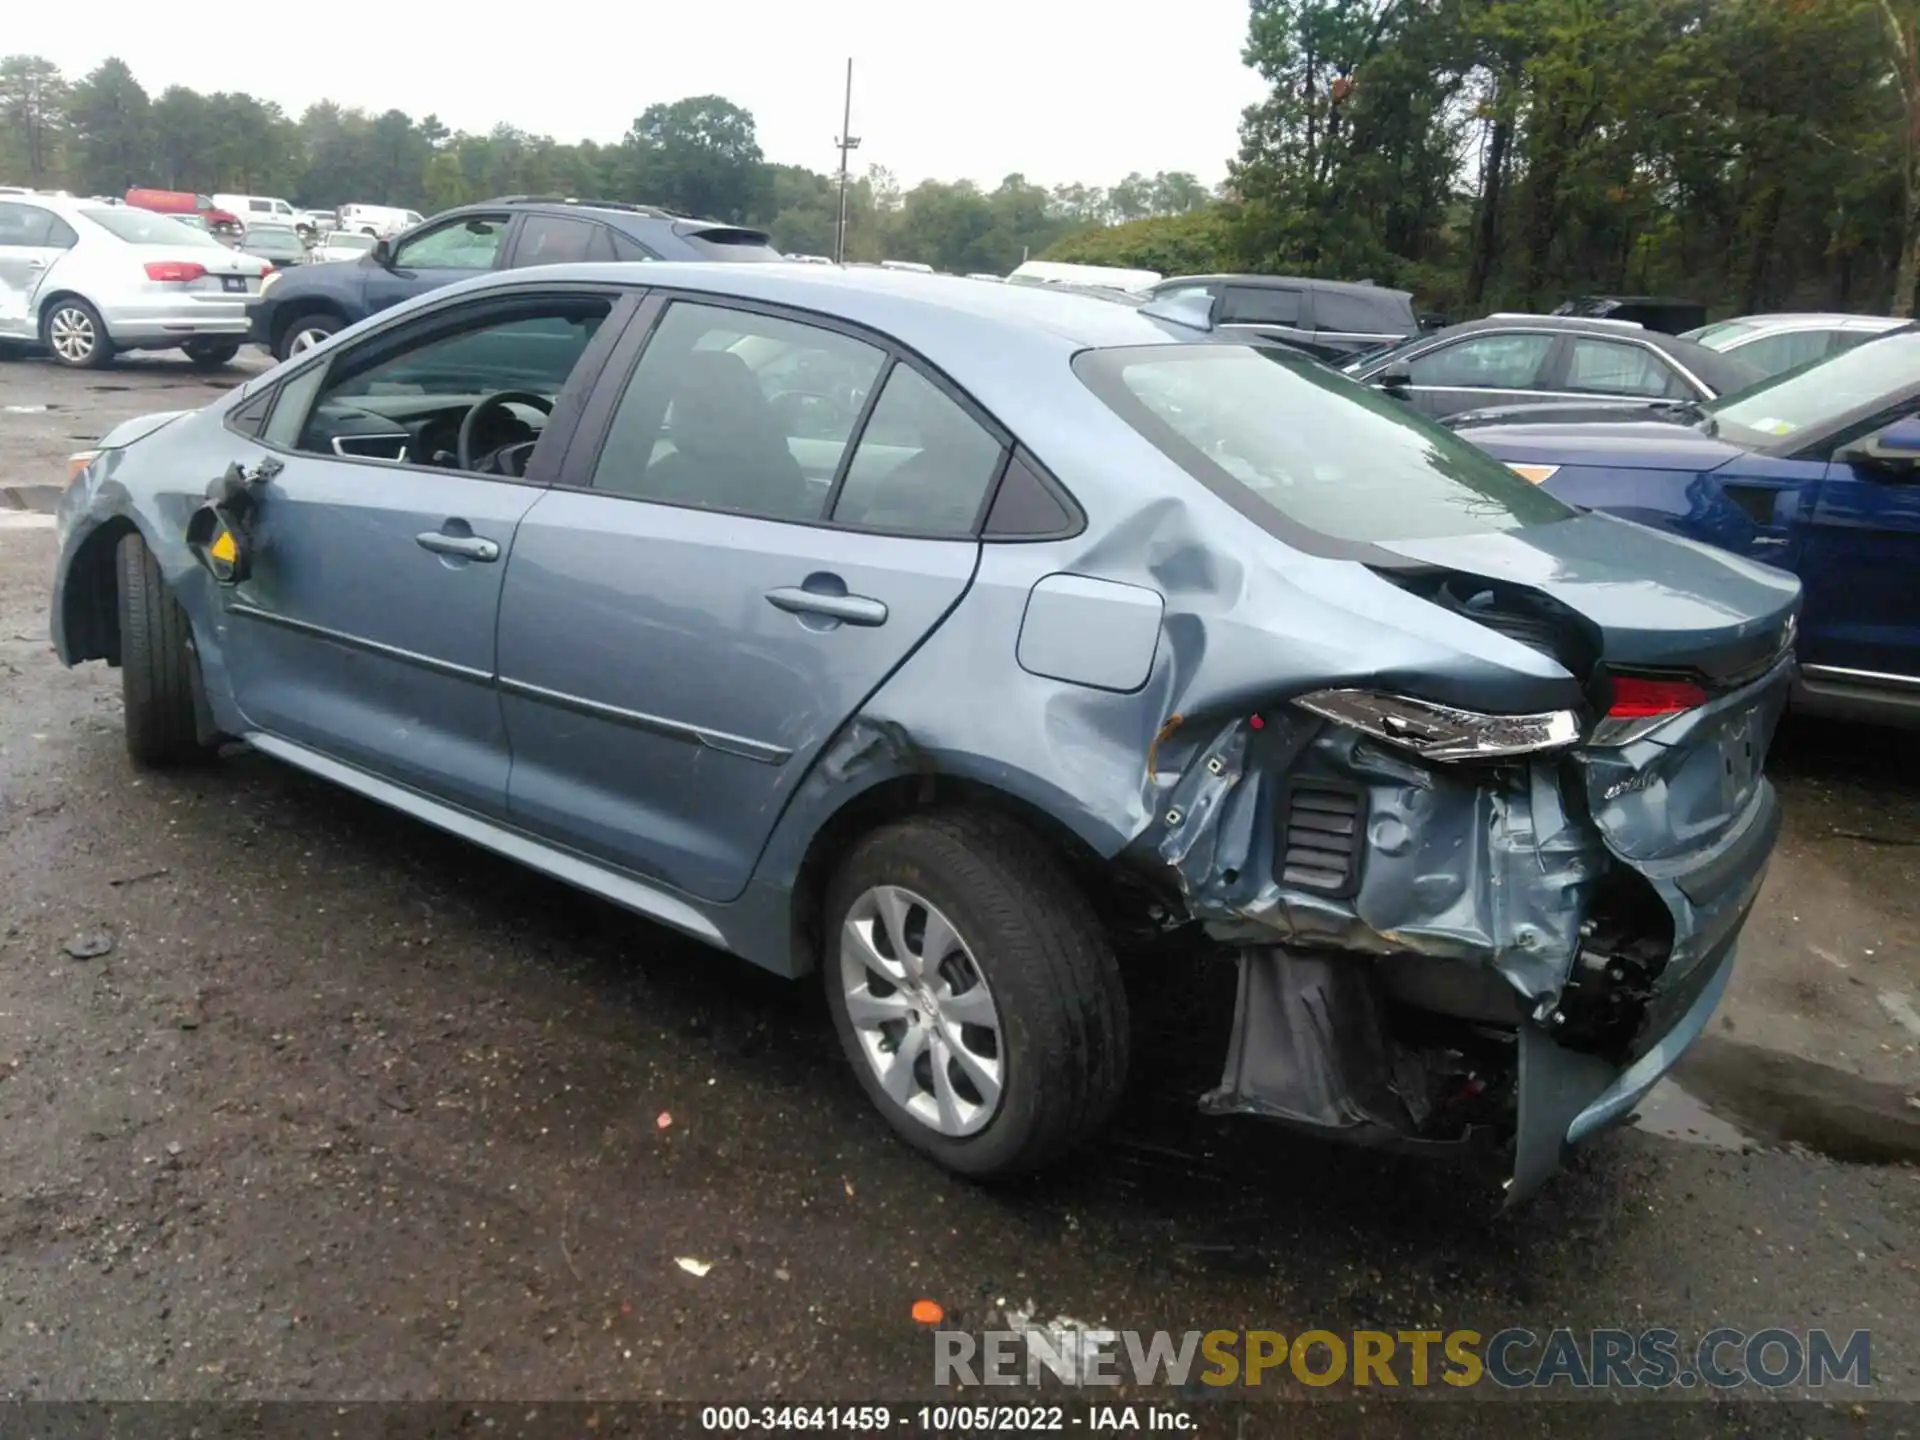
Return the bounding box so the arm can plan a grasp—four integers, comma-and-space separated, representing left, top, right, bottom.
248, 196, 780, 360
1457, 326, 1920, 725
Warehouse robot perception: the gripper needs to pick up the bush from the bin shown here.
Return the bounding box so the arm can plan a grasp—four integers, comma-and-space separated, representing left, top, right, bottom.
1040, 207, 1234, 276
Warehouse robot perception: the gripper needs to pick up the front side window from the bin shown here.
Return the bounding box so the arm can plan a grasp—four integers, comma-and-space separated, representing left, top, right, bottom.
280, 297, 611, 473
1409, 333, 1555, 389
1565, 338, 1688, 398
394, 215, 509, 270
831, 365, 1004, 535
1221, 285, 1300, 326
1076, 345, 1574, 546
590, 301, 886, 522
0, 201, 55, 248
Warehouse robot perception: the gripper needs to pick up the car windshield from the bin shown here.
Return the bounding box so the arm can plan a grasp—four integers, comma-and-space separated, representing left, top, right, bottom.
326, 234, 374, 253
1078, 345, 1574, 544
1706, 328, 1920, 446
81, 207, 222, 248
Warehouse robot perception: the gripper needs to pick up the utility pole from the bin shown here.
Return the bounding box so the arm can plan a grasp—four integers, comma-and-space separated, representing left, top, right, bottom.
834, 58, 860, 264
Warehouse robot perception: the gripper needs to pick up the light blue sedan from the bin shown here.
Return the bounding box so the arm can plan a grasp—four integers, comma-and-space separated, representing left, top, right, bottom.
49, 264, 1800, 1199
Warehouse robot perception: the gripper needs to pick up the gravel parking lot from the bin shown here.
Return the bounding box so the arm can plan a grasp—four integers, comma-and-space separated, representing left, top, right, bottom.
1, 351, 1917, 1425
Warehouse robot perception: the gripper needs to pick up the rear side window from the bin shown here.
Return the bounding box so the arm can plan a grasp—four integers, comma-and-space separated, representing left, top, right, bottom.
0, 202, 56, 247
1221, 285, 1300, 326
1410, 333, 1555, 389
517, 215, 613, 266
831, 366, 1004, 535
1075, 345, 1573, 547
1565, 339, 1688, 398
1313, 289, 1414, 335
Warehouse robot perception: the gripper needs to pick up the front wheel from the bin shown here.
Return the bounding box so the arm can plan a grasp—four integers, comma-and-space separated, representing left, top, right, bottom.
116, 533, 215, 768
42, 298, 114, 369
823, 810, 1130, 1177
182, 340, 241, 370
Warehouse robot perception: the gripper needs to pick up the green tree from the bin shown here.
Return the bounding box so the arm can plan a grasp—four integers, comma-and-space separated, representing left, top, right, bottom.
0, 54, 69, 186
65, 57, 151, 195
622, 95, 768, 221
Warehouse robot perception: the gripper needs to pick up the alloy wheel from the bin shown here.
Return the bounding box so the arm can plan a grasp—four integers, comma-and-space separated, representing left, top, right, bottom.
48, 307, 97, 364
839, 884, 1004, 1137
288, 326, 333, 355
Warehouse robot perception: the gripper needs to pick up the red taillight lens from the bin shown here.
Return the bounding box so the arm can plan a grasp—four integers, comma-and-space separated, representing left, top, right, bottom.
1607, 676, 1709, 719
144, 260, 207, 283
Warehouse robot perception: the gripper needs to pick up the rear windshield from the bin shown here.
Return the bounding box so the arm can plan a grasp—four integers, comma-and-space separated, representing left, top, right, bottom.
1075, 345, 1574, 545
678, 226, 783, 262
82, 207, 223, 248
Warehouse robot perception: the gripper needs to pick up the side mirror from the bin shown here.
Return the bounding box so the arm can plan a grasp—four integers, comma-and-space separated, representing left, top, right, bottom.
371, 237, 394, 267
1376, 363, 1413, 396
185, 502, 251, 586
1839, 415, 1920, 475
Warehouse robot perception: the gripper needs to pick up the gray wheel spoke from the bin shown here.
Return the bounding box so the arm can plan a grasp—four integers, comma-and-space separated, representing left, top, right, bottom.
874, 887, 918, 977
918, 906, 960, 971
940, 982, 995, 1027
841, 915, 907, 985
929, 1036, 965, 1132
880, 1023, 927, 1105
845, 986, 909, 1028
940, 1021, 1002, 1105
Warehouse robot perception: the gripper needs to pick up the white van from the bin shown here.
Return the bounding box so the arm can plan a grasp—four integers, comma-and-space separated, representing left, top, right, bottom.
1006, 259, 1161, 293
214, 193, 319, 235
337, 203, 424, 239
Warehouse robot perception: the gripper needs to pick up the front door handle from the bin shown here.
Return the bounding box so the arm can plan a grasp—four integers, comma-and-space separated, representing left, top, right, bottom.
765, 586, 888, 626
416, 531, 500, 562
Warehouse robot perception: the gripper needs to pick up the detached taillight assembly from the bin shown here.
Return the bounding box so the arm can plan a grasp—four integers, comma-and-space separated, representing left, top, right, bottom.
1294, 689, 1580, 762
144, 260, 207, 284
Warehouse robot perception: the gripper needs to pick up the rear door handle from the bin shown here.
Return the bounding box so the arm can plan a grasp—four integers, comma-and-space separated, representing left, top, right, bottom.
416, 531, 499, 562
765, 586, 888, 626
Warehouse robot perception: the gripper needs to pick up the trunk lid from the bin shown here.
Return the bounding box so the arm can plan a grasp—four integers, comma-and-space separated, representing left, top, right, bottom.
1376, 510, 1799, 682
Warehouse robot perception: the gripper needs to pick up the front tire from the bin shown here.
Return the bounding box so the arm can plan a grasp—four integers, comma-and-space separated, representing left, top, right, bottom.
183, 340, 242, 370
823, 810, 1130, 1177
116, 534, 213, 768
42, 297, 114, 369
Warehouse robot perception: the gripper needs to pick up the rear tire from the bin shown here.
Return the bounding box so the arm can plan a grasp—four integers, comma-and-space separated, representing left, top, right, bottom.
41, 297, 114, 369
822, 809, 1130, 1177
274, 309, 340, 361
183, 340, 241, 370
116, 533, 213, 768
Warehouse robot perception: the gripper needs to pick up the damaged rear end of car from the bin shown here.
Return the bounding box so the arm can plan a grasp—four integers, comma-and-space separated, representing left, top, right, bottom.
1073, 344, 1801, 1201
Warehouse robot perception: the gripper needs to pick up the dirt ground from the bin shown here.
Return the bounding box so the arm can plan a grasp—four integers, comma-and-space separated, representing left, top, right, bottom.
0, 350, 1916, 1426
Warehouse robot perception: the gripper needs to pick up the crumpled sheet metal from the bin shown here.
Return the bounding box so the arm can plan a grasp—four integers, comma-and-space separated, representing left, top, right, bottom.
1151, 709, 1605, 1015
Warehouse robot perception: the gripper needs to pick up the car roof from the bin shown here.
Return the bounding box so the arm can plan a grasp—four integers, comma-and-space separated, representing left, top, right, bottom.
455, 196, 762, 237
1707, 312, 1903, 331
1362, 314, 1764, 393
449, 260, 1219, 354
1162, 272, 1412, 300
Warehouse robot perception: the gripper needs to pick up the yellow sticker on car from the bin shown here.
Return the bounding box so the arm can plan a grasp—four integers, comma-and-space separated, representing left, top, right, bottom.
209, 529, 238, 564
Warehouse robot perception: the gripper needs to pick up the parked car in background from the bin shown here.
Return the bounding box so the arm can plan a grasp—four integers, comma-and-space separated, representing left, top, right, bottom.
247, 196, 782, 359
305, 210, 339, 235
125, 188, 243, 239
1007, 259, 1161, 292
1551, 295, 1707, 334
238, 222, 309, 270
0, 194, 266, 368
1343, 315, 1763, 421
1143, 273, 1419, 362
1679, 312, 1905, 380
213, 193, 320, 238
309, 230, 378, 264
337, 203, 425, 239
1454, 324, 1920, 726
53, 263, 1795, 1200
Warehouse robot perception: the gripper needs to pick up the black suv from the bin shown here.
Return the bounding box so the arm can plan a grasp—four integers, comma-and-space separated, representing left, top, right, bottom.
249, 196, 781, 360
1141, 273, 1420, 361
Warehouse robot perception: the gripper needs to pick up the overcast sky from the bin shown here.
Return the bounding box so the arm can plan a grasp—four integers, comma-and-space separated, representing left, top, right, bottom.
14, 3, 1268, 190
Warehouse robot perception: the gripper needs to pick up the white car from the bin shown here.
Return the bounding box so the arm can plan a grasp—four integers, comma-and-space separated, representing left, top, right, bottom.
0, 194, 270, 369
212, 193, 320, 237
1681, 312, 1906, 379
307, 229, 379, 264
336, 203, 423, 239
